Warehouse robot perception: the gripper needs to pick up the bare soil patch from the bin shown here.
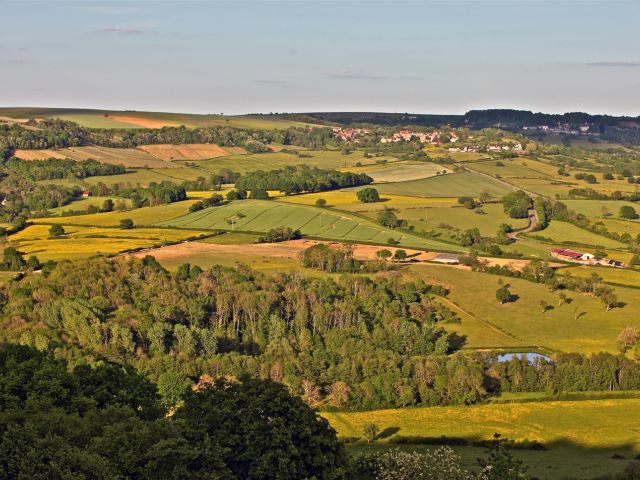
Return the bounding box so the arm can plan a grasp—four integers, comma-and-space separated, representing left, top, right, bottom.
106, 115, 177, 129
13, 149, 69, 160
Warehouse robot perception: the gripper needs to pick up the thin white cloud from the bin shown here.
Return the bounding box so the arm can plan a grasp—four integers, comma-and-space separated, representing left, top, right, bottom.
254, 79, 287, 85
93, 27, 155, 35
327, 71, 424, 81
586, 61, 640, 68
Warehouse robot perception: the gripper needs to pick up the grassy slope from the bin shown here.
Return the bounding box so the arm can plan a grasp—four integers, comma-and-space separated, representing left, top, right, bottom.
527, 221, 627, 249
156, 199, 466, 252
408, 264, 640, 353
372, 173, 514, 198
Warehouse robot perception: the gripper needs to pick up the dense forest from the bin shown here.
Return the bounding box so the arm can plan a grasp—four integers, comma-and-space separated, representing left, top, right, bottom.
3, 256, 640, 413
235, 166, 373, 195
2, 157, 125, 180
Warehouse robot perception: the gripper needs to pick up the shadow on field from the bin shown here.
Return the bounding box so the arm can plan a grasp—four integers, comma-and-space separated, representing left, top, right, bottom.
348, 434, 640, 480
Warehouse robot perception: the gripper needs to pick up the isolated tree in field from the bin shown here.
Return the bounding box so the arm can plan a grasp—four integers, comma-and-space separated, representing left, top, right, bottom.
558, 292, 568, 306
600, 290, 618, 311
49, 224, 65, 237
539, 300, 550, 314
394, 249, 408, 262
315, 198, 327, 208
479, 189, 492, 204
363, 423, 379, 443
377, 249, 392, 269
496, 286, 512, 304
600, 205, 610, 218
119, 218, 134, 230
115, 199, 127, 211
619, 205, 639, 220
357, 187, 381, 203
617, 326, 640, 352
101, 198, 114, 212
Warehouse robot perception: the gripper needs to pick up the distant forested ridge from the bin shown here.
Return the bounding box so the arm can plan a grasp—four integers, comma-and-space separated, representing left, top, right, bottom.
0, 119, 336, 157
2, 157, 125, 180
235, 165, 373, 195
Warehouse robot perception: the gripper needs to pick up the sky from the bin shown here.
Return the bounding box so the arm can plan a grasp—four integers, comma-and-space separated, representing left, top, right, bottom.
1, 0, 639, 116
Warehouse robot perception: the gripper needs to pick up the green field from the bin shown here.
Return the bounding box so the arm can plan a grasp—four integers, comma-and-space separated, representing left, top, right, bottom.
466, 158, 555, 179
188, 150, 397, 174
562, 200, 640, 219
374, 203, 529, 239
82, 166, 207, 187
156, 199, 466, 252
527, 220, 628, 249
408, 264, 640, 353
562, 265, 640, 287
324, 398, 640, 479
371, 173, 514, 198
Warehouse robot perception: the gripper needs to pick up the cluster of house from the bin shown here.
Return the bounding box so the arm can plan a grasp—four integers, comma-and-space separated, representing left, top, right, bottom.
550, 248, 624, 268
332, 127, 370, 142
522, 124, 590, 135
380, 130, 459, 144
448, 143, 523, 153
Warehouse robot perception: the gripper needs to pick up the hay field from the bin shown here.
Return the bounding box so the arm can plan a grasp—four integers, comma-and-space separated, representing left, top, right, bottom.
13, 149, 69, 160
157, 199, 466, 252
371, 173, 514, 198
408, 264, 640, 353
138, 144, 233, 161
82, 166, 206, 187
562, 266, 640, 288
360, 162, 450, 182
9, 224, 209, 261
59, 146, 172, 168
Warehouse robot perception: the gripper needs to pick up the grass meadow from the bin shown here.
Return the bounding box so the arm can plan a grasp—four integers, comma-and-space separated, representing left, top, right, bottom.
526, 221, 628, 249
324, 399, 640, 479
408, 264, 640, 353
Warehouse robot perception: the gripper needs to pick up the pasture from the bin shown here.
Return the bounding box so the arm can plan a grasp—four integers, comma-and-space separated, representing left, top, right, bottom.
156, 199, 467, 252
527, 220, 627, 249
61, 146, 173, 168
466, 158, 555, 179
408, 264, 640, 353
562, 266, 640, 288
82, 166, 207, 187
371, 173, 514, 198
387, 203, 530, 238
8, 224, 209, 261
324, 399, 640, 479
562, 199, 640, 219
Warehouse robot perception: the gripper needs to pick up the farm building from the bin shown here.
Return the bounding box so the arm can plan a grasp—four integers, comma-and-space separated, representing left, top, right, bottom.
80, 191, 92, 197
550, 248, 594, 262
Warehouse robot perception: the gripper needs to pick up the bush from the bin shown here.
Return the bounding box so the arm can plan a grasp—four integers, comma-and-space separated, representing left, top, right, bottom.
49, 224, 65, 237
620, 205, 639, 220
119, 218, 134, 230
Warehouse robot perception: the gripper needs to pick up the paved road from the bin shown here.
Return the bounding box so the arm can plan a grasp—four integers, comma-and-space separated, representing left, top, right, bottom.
508, 208, 539, 239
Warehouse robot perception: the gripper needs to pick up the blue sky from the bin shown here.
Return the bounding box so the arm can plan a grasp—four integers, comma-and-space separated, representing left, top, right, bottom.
1, 1, 639, 115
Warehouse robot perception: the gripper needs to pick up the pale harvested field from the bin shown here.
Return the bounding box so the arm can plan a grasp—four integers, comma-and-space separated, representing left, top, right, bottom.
106, 115, 177, 128
62, 146, 175, 168
13, 149, 69, 160
139, 144, 230, 161
132, 239, 538, 269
